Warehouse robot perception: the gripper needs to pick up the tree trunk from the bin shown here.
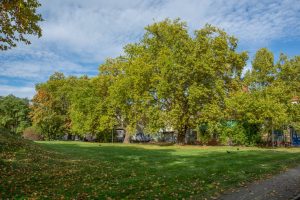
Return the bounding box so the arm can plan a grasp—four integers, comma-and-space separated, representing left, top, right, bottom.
177, 132, 185, 144
123, 131, 131, 143
290, 127, 293, 145
271, 126, 274, 148
177, 125, 187, 144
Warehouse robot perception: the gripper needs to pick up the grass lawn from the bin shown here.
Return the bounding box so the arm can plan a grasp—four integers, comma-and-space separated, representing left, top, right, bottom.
1, 135, 300, 199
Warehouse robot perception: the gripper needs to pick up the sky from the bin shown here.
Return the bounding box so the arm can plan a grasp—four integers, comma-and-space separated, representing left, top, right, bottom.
1, 0, 300, 99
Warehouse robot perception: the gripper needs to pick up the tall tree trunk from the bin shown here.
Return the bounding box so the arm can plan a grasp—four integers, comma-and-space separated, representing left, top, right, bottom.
289, 126, 292, 146
177, 132, 185, 144
177, 125, 187, 144
271, 126, 274, 148
123, 131, 131, 143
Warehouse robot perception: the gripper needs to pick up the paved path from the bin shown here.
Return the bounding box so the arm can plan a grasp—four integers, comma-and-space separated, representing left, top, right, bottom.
220, 166, 300, 200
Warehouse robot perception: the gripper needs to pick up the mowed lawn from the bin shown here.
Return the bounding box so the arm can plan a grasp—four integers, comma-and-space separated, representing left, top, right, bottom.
1, 138, 300, 199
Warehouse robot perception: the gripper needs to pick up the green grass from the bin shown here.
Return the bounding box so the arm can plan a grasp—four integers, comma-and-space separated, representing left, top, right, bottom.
1, 135, 300, 199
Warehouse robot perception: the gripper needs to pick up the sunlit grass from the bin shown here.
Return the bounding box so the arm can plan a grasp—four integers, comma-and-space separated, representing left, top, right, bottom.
1, 137, 300, 199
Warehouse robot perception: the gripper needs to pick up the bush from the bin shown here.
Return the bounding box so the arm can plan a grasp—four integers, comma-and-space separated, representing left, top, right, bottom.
23, 127, 43, 141
219, 124, 247, 145
96, 130, 113, 142
198, 122, 223, 145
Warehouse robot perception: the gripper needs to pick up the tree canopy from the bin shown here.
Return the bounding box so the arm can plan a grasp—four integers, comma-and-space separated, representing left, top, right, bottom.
0, 0, 43, 50
29, 19, 300, 145
0, 95, 31, 134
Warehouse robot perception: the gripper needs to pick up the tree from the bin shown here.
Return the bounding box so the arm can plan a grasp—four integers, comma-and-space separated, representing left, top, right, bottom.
226, 89, 288, 144
69, 76, 111, 139
28, 19, 299, 146
0, 94, 31, 134
277, 54, 300, 130
142, 20, 247, 143
228, 48, 290, 145
0, 0, 43, 50
278, 54, 300, 95
100, 19, 248, 143
99, 57, 149, 143
246, 48, 275, 88
30, 72, 73, 140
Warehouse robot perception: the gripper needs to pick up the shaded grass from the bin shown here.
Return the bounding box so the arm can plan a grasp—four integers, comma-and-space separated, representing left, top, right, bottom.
1, 136, 300, 199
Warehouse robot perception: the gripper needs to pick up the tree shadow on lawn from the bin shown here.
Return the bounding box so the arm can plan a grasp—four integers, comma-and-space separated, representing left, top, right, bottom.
34, 143, 300, 198
3, 142, 300, 199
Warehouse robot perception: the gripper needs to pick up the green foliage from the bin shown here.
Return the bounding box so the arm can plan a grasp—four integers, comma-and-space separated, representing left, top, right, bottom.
249, 48, 275, 87
30, 72, 73, 140
0, 95, 31, 134
31, 72, 112, 140
226, 48, 300, 144
98, 19, 248, 143
277, 55, 300, 130
29, 20, 299, 145
218, 121, 247, 145
278, 55, 300, 94
69, 76, 110, 136
0, 0, 43, 50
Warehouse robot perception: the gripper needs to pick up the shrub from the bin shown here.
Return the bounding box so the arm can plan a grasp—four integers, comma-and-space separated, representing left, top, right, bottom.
23, 127, 43, 141
219, 123, 247, 145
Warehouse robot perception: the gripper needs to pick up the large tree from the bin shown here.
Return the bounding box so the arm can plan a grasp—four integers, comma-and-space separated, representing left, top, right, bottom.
143, 20, 247, 143
0, 0, 43, 50
101, 19, 248, 143
30, 72, 73, 140
99, 56, 154, 143
69, 76, 111, 138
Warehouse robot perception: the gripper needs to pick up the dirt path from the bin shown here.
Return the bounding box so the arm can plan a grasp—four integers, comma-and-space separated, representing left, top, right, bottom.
220, 166, 300, 200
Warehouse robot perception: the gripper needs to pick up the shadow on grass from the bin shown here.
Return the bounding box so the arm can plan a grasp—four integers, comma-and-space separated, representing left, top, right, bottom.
39, 142, 300, 185
2, 141, 300, 199
37, 142, 300, 175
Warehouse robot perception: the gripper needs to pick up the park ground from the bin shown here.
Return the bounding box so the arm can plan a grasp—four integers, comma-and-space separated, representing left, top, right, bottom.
1, 134, 300, 199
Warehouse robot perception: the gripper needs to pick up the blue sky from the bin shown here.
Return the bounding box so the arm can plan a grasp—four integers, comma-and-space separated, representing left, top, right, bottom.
1, 0, 300, 98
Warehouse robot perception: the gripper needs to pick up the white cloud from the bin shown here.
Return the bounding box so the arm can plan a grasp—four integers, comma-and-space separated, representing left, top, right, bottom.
1, 0, 300, 98
0, 85, 36, 99
38, 0, 300, 54
0, 47, 97, 80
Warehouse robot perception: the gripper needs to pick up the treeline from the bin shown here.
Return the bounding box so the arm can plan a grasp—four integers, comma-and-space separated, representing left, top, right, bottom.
0, 95, 31, 134
13, 19, 300, 144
